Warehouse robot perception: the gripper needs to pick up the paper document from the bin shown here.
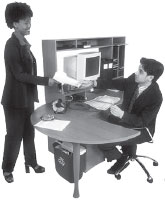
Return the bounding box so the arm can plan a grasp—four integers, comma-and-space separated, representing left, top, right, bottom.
94, 95, 120, 104
54, 71, 81, 87
60, 142, 86, 155
85, 95, 120, 110
35, 119, 70, 131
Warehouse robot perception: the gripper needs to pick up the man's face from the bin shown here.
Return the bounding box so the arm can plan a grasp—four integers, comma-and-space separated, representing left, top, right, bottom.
14, 17, 31, 36
135, 64, 152, 84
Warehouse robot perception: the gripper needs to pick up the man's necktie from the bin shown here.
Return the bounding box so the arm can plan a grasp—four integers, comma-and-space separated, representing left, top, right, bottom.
128, 87, 139, 113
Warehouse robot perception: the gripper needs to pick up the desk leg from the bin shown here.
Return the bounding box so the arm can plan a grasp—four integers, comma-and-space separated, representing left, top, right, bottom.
73, 143, 80, 198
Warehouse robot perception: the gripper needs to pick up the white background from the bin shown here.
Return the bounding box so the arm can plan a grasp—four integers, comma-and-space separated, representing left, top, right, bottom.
0, 0, 165, 200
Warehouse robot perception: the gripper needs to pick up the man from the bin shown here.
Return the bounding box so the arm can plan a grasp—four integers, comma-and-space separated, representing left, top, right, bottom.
96, 57, 164, 174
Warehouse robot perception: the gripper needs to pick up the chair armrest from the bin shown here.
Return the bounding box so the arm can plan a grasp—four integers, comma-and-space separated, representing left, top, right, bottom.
132, 127, 153, 143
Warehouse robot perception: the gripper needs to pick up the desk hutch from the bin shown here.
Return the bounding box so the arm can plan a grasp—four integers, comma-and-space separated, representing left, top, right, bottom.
42, 36, 126, 103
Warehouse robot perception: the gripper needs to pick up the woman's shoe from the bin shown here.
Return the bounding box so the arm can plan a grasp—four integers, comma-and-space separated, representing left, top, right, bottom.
25, 164, 45, 173
3, 172, 14, 183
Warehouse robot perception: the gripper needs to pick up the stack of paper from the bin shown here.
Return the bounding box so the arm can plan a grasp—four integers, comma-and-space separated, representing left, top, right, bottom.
94, 95, 120, 104
85, 95, 120, 110
60, 142, 86, 155
34, 119, 70, 131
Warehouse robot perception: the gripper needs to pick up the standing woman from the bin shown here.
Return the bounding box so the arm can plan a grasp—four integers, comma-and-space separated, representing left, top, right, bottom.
1, 2, 57, 183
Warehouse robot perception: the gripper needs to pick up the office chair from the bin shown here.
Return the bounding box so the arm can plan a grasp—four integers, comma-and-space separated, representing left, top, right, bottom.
114, 127, 158, 183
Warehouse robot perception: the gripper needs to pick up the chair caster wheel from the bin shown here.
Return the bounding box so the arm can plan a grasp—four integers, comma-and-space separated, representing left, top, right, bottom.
153, 161, 158, 166
147, 177, 153, 183
115, 174, 121, 180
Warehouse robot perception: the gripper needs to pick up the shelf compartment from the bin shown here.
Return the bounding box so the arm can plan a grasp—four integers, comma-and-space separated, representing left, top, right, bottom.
56, 40, 77, 50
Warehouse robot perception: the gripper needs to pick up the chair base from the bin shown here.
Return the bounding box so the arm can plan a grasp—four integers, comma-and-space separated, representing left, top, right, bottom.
114, 155, 158, 183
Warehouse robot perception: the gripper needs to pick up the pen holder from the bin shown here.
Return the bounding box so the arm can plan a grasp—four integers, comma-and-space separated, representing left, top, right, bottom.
65, 95, 73, 108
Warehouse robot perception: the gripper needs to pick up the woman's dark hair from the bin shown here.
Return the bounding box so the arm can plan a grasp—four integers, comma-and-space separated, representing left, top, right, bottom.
5, 2, 33, 29
140, 57, 164, 82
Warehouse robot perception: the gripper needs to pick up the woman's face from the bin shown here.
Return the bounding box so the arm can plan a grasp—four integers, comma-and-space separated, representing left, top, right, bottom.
13, 17, 31, 36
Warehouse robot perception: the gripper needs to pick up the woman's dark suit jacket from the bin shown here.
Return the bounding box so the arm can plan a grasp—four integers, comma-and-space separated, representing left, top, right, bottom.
1, 33, 49, 108
97, 74, 163, 144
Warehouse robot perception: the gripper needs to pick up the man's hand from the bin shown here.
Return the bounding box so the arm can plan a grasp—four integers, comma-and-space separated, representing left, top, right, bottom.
77, 80, 94, 88
48, 78, 58, 86
110, 105, 124, 119
92, 80, 97, 87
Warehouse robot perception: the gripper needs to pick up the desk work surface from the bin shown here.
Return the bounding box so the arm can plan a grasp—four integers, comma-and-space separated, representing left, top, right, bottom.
31, 90, 140, 144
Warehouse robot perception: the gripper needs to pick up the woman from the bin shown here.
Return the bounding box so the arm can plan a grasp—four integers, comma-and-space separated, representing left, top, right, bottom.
1, 2, 57, 183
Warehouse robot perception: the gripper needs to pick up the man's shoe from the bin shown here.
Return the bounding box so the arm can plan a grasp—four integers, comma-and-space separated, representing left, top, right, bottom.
3, 172, 14, 183
107, 155, 129, 174
104, 147, 122, 162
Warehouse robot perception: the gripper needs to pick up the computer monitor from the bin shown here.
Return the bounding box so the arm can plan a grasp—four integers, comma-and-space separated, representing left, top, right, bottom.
63, 52, 101, 81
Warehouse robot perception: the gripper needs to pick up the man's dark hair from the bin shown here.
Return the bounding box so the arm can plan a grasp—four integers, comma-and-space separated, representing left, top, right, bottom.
5, 2, 33, 29
140, 57, 164, 82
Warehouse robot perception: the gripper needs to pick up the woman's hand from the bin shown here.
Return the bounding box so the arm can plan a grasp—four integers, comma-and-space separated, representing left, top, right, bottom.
48, 78, 58, 86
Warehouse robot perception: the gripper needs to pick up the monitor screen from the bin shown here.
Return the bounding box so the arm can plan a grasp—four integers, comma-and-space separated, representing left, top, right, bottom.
86, 56, 100, 77
63, 51, 101, 81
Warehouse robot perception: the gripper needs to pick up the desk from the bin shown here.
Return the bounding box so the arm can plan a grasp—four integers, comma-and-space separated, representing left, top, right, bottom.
31, 90, 140, 198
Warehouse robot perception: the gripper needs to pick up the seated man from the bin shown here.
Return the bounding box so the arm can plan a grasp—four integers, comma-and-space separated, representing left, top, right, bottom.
95, 57, 164, 174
